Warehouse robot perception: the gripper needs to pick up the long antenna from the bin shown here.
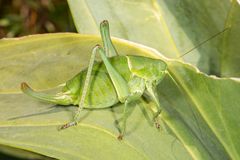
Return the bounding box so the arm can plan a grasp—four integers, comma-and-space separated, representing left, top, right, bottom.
178, 27, 229, 58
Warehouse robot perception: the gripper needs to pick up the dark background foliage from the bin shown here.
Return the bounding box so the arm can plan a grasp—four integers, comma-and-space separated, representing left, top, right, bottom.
0, 0, 76, 38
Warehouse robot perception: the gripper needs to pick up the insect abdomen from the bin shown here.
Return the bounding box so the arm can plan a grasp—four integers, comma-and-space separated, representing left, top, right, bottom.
62, 56, 131, 108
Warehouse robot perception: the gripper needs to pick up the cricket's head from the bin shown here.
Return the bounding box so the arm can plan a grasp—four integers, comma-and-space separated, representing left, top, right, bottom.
21, 82, 73, 105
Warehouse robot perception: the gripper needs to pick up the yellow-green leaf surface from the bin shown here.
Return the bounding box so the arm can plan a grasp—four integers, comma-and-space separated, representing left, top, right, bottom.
0, 33, 191, 160
68, 0, 240, 77
0, 33, 240, 160
221, 0, 240, 77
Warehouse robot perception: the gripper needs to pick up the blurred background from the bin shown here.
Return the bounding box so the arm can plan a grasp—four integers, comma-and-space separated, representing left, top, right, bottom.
0, 0, 76, 38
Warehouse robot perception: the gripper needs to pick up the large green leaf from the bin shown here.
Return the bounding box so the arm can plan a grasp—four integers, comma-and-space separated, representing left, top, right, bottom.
0, 33, 239, 160
68, 0, 240, 77
0, 33, 191, 160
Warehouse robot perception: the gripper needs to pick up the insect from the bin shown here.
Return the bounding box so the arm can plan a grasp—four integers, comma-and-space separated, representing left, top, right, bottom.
21, 20, 227, 140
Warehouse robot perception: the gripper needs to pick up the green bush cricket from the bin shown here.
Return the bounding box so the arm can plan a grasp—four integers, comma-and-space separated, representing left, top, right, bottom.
20, 20, 227, 140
